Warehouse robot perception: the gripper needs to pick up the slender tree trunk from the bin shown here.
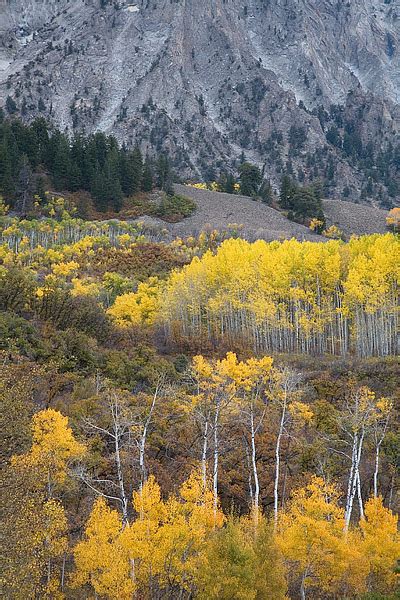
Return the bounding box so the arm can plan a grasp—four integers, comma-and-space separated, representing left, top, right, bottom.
201, 420, 209, 490
139, 384, 159, 492
274, 398, 286, 531
114, 427, 128, 525
61, 553, 66, 591
250, 408, 260, 527
213, 399, 220, 524
300, 569, 307, 600
356, 469, 364, 520
345, 430, 364, 531
374, 413, 390, 498
374, 441, 381, 498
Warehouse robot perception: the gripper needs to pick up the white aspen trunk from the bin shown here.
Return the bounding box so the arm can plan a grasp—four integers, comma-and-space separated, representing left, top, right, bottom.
374, 413, 390, 498
356, 469, 364, 521
250, 408, 259, 527
110, 394, 129, 525
139, 385, 159, 492
201, 420, 209, 491
300, 569, 307, 600
345, 430, 364, 531
345, 434, 358, 532
114, 428, 129, 525
244, 438, 254, 505
213, 399, 221, 524
274, 397, 287, 531
373, 441, 381, 498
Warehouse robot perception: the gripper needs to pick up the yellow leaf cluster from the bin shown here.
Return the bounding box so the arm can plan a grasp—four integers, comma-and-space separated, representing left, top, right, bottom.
107, 277, 161, 326
73, 470, 224, 599
13, 409, 86, 485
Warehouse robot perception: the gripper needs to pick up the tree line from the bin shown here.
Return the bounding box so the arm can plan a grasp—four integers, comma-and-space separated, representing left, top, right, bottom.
0, 113, 174, 214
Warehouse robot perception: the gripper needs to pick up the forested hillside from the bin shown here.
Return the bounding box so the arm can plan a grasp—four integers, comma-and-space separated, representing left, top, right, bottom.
1, 197, 399, 599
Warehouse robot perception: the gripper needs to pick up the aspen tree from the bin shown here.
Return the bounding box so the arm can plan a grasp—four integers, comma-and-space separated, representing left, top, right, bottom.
276, 477, 368, 600
360, 495, 400, 593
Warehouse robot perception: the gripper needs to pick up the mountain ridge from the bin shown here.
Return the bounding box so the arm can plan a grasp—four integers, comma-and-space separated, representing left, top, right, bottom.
1, 0, 399, 205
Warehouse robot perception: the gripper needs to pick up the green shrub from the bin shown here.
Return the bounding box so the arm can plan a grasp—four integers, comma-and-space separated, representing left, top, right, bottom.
154, 194, 196, 222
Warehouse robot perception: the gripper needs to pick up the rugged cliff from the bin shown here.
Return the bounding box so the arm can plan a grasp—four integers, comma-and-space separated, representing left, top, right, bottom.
1, 0, 399, 203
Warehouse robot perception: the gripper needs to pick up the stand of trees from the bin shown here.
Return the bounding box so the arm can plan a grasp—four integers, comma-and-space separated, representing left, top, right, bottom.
1, 210, 399, 598
161, 235, 399, 357
0, 114, 174, 214
279, 175, 325, 226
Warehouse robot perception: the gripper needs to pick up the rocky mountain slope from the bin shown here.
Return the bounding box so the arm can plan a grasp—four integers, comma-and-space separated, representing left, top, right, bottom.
1, 0, 399, 204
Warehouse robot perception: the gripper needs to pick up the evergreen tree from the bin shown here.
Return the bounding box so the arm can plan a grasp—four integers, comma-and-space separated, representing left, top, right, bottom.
130, 145, 143, 193
239, 162, 261, 197
156, 154, 173, 192
141, 156, 154, 192
35, 176, 47, 202
259, 179, 274, 205
15, 154, 34, 215
51, 133, 72, 190
0, 142, 14, 197
279, 175, 295, 209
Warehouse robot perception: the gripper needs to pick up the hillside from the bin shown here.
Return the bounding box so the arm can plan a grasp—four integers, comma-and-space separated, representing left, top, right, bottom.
322, 198, 390, 237
1, 0, 399, 205
136, 184, 389, 241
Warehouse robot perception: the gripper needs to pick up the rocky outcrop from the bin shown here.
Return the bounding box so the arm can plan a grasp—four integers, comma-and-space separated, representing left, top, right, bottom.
1, 0, 399, 204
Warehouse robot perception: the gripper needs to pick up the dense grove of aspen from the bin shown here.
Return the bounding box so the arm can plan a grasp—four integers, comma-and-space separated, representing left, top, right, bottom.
1, 199, 399, 600
161, 235, 399, 358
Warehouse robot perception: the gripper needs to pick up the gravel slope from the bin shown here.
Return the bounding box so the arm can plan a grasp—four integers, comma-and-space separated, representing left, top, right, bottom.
136, 186, 390, 242
322, 200, 389, 237
172, 185, 321, 241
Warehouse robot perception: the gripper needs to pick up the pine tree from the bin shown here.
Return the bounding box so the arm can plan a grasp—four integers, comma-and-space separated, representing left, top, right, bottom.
15, 154, 34, 215
141, 156, 154, 192
239, 162, 261, 197
279, 174, 295, 209
156, 154, 172, 192
0, 141, 14, 197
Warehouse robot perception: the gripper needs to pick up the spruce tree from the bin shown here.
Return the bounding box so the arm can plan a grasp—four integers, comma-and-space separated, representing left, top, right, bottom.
15, 155, 34, 215
279, 175, 296, 210
141, 156, 154, 192
0, 141, 14, 197
239, 162, 261, 197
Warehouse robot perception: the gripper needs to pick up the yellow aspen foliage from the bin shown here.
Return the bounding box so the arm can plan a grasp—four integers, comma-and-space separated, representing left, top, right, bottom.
1, 465, 69, 599
124, 471, 223, 594
322, 224, 343, 239
73, 471, 224, 599
179, 468, 225, 532
196, 516, 287, 600
276, 476, 369, 598
51, 260, 79, 277
0, 195, 9, 215
107, 277, 160, 326
161, 234, 398, 357
288, 400, 314, 424
360, 496, 400, 593
70, 276, 100, 297
42, 499, 68, 598
13, 408, 86, 485
73, 498, 134, 600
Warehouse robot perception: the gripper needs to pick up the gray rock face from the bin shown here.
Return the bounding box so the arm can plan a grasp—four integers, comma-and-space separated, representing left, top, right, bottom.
1, 0, 399, 203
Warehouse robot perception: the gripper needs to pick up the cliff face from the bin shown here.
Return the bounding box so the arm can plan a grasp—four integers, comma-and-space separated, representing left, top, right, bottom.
1, 0, 399, 203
